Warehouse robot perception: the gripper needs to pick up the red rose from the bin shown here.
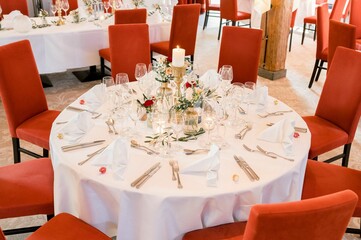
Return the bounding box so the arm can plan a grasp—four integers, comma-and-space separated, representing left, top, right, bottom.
185, 81, 196, 88
144, 99, 154, 107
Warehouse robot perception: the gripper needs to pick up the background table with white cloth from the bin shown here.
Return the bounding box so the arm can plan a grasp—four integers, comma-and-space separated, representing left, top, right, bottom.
50, 83, 311, 240
0, 16, 170, 74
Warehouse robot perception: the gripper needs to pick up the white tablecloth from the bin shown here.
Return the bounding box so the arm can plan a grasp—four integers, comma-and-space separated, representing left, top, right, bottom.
50, 84, 311, 240
0, 16, 170, 74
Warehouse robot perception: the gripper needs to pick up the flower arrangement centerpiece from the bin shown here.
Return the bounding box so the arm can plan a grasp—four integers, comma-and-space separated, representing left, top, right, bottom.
148, 4, 164, 17
83, 0, 96, 16
70, 9, 80, 23
153, 57, 174, 101
132, 0, 145, 8
137, 94, 156, 127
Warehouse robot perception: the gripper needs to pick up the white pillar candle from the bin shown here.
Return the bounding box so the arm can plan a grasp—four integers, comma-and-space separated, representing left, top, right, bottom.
172, 46, 185, 67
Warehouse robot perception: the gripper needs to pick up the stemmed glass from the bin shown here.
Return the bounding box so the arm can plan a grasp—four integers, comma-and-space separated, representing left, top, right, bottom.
219, 65, 233, 97
115, 73, 130, 103
103, 1, 110, 14
201, 105, 216, 147
62, 0, 70, 16
50, 3, 57, 16
135, 62, 147, 89
244, 81, 256, 115
170, 110, 184, 151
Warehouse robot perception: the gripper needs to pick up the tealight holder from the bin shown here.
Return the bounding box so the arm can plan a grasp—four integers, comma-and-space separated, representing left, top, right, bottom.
171, 64, 186, 99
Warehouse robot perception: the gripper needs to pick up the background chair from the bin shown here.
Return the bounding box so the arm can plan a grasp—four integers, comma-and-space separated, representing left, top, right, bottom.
109, 24, 150, 81
151, 4, 201, 62
303, 47, 361, 167
308, 4, 329, 88
302, 160, 361, 236
183, 190, 357, 240
350, 0, 361, 51
218, 0, 251, 40
288, 9, 297, 52
0, 158, 53, 235
218, 26, 262, 84
0, 0, 29, 15
327, 19, 356, 67
0, 213, 111, 240
0, 40, 60, 163
202, 0, 220, 30
301, 0, 347, 45
99, 8, 147, 75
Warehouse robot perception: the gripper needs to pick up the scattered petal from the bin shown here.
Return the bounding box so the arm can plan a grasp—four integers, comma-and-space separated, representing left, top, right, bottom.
99, 167, 107, 174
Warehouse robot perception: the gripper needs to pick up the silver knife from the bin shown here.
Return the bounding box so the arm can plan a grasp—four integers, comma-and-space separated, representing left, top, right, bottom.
78, 146, 107, 166
67, 106, 99, 115
61, 140, 106, 152
135, 165, 161, 189
131, 162, 161, 187
234, 155, 260, 181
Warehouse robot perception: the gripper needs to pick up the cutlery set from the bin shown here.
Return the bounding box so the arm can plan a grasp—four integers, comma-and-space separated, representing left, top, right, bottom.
243, 144, 294, 162
235, 122, 253, 140
105, 118, 118, 134
130, 162, 161, 189
266, 123, 308, 133
130, 140, 159, 155
61, 140, 106, 152
67, 106, 102, 119
169, 160, 183, 189
257, 110, 293, 118
78, 146, 107, 166
233, 155, 260, 181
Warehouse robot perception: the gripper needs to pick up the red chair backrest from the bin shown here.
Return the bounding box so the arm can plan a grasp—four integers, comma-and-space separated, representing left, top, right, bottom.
218, 26, 262, 84
290, 9, 297, 28
350, 0, 361, 38
243, 190, 357, 240
109, 24, 150, 81
316, 4, 329, 59
0, 40, 49, 138
330, 0, 348, 21
114, 8, 147, 24
0, 0, 29, 15
328, 20, 356, 67
220, 0, 238, 21
168, 4, 201, 58
316, 47, 361, 143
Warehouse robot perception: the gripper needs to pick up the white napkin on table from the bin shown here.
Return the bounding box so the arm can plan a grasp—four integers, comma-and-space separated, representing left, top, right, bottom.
180, 144, 220, 187
61, 111, 94, 143
257, 119, 295, 155
80, 84, 106, 111
92, 138, 129, 180
199, 69, 220, 90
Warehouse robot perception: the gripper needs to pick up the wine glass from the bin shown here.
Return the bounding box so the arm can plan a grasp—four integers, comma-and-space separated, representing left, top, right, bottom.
170, 110, 184, 151
62, 0, 70, 16
219, 65, 233, 96
244, 81, 256, 115
103, 1, 110, 14
201, 105, 216, 147
0, 4, 2, 16
115, 73, 130, 104
50, 4, 57, 16
135, 63, 148, 95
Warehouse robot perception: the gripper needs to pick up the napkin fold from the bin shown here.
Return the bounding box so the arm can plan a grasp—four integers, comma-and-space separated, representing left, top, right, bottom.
92, 138, 129, 180
199, 69, 220, 90
80, 84, 106, 110
257, 119, 295, 154
180, 144, 220, 187
61, 111, 94, 143
1, 11, 22, 28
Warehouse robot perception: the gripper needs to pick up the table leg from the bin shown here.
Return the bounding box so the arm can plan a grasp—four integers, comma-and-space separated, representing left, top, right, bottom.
72, 66, 106, 82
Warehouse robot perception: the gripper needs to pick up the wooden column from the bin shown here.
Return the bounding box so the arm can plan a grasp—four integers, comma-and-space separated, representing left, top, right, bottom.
258, 0, 293, 80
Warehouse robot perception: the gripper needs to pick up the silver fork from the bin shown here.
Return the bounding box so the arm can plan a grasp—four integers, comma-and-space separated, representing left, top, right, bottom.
258, 110, 293, 118
256, 145, 294, 162
235, 123, 253, 139
183, 148, 209, 155
173, 161, 183, 189
243, 144, 276, 159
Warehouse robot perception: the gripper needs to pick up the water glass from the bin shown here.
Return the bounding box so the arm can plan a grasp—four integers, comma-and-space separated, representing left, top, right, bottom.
219, 65, 233, 96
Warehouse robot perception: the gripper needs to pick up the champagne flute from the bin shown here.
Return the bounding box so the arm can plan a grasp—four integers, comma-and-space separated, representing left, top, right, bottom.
62, 0, 70, 16
103, 1, 110, 14
202, 106, 216, 147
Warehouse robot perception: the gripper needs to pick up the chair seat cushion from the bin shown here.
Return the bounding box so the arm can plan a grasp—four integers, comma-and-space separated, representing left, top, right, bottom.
27, 213, 111, 240
150, 41, 170, 58
302, 116, 348, 159
302, 160, 361, 217
183, 221, 247, 240
356, 39, 361, 51
16, 110, 60, 150
0, 158, 54, 219
208, 4, 220, 11
304, 15, 316, 24
99, 48, 111, 61
235, 12, 251, 21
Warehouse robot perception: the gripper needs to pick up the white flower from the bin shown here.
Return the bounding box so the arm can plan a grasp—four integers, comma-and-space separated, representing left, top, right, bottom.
185, 88, 193, 101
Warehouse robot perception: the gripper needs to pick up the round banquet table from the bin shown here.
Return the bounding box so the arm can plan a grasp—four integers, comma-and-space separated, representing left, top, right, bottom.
50, 83, 311, 240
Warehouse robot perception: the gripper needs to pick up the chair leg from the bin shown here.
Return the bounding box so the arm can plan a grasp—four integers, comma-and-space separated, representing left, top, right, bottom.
190, 55, 194, 62
315, 60, 324, 82
218, 18, 222, 40
12, 138, 21, 164
231, 21, 236, 26
308, 59, 319, 88
313, 25, 317, 41
47, 214, 54, 221
100, 57, 105, 76
43, 149, 49, 158
203, 11, 209, 30
289, 28, 293, 52
301, 23, 306, 45
342, 143, 352, 167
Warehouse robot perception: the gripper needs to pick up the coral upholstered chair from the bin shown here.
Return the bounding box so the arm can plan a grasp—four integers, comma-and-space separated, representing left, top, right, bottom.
302, 160, 361, 236
151, 4, 201, 62
0, 158, 54, 235
203, 0, 220, 30
218, 0, 251, 40
183, 190, 357, 240
350, 0, 361, 51
308, 4, 329, 88
0, 0, 29, 15
303, 47, 361, 167
99, 8, 147, 75
1, 213, 111, 239
288, 9, 297, 52
0, 40, 60, 164
218, 26, 262, 84
328, 20, 356, 67
109, 24, 150, 81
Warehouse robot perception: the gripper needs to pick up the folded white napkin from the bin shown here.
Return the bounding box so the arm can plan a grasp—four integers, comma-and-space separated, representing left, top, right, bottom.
180, 144, 220, 187
80, 84, 106, 110
1, 11, 22, 28
256, 86, 268, 112
92, 138, 129, 180
257, 119, 295, 154
199, 69, 220, 90
61, 111, 94, 143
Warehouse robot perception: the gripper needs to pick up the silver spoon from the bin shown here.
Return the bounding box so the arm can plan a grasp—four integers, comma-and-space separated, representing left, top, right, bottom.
183, 148, 209, 155
169, 160, 177, 181
107, 118, 118, 135
173, 161, 183, 189
131, 140, 159, 155
105, 120, 113, 133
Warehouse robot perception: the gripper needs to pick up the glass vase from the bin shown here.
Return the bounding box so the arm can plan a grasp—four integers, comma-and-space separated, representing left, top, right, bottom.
183, 107, 199, 135
156, 82, 173, 102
